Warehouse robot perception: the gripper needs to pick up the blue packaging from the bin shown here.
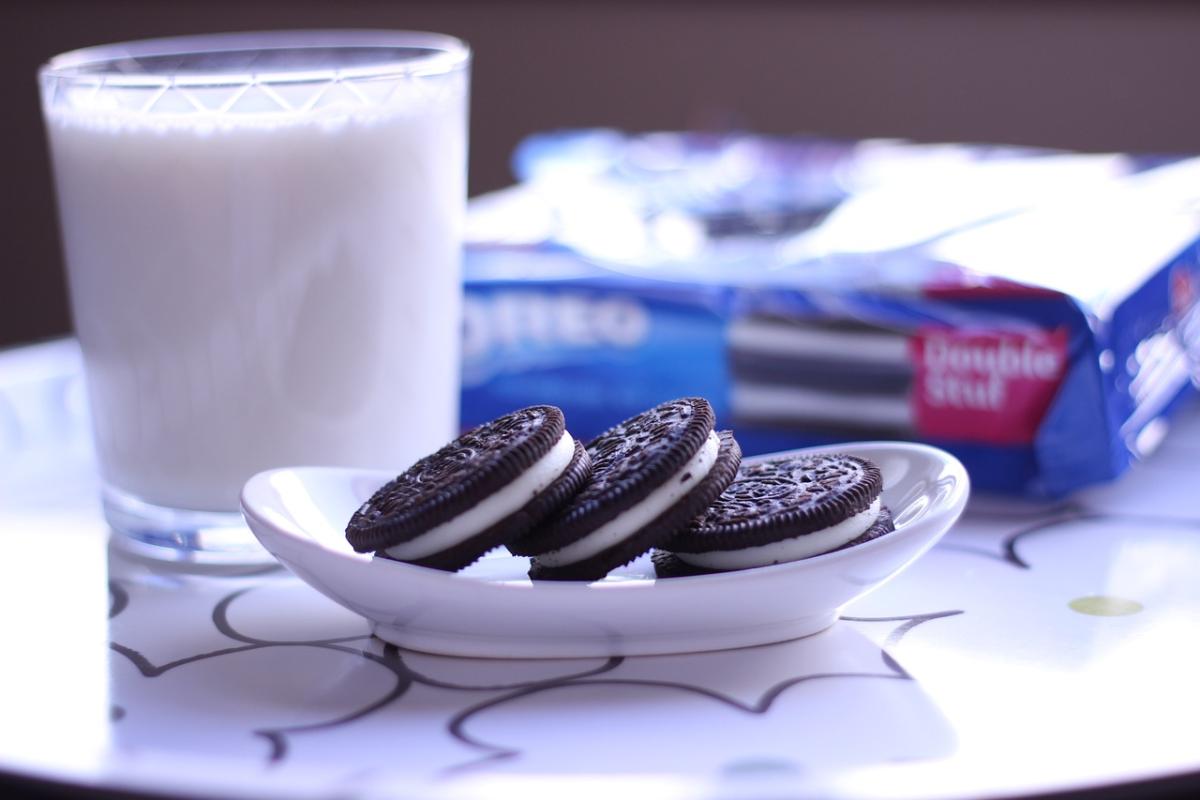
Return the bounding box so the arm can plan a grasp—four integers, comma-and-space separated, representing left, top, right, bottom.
462, 131, 1200, 496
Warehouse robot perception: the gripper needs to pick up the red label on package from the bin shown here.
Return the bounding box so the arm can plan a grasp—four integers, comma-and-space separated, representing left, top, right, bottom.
1171, 265, 1198, 321
910, 327, 1068, 445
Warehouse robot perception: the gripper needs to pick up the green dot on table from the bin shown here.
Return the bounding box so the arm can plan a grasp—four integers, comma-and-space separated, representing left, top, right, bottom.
1069, 596, 1143, 616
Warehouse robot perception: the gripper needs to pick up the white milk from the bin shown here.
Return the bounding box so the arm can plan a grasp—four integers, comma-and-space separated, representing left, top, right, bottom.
46, 75, 467, 511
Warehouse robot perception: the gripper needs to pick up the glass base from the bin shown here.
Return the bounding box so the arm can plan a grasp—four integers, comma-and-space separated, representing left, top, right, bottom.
103, 484, 277, 567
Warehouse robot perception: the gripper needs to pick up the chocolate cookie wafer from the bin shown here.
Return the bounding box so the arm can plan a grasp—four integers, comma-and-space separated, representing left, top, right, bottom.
345, 405, 591, 571
517, 397, 742, 581
660, 452, 891, 571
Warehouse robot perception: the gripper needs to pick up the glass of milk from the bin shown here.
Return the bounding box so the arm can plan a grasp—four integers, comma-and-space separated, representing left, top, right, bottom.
39, 31, 470, 565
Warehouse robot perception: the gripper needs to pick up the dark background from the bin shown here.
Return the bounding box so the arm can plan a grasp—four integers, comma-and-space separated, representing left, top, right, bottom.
6, 0, 1200, 349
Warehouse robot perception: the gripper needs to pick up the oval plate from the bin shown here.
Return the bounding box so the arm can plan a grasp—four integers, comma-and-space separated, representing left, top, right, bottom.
240, 441, 969, 658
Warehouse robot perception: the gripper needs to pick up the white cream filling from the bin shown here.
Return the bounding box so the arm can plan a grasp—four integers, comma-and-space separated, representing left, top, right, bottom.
676, 497, 882, 570
536, 430, 721, 567
383, 431, 576, 560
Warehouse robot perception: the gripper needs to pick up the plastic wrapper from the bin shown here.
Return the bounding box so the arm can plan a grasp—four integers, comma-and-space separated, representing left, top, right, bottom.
462, 130, 1200, 496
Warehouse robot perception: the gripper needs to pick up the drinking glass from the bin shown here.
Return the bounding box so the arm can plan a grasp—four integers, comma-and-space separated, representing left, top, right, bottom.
39, 30, 470, 564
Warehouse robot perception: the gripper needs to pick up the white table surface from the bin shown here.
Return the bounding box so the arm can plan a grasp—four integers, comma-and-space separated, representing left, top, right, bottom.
2, 338, 1200, 800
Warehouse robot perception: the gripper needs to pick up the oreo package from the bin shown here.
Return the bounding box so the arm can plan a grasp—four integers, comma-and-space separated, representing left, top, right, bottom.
461, 131, 1200, 497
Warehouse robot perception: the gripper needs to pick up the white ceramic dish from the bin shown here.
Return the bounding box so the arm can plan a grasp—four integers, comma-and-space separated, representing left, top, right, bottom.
241, 441, 969, 658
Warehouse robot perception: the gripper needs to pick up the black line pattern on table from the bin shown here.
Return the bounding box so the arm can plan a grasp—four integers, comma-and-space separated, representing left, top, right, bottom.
934, 541, 1015, 564
1002, 512, 1094, 569
109, 576, 968, 774
237, 563, 288, 577
840, 611, 964, 675
110, 640, 267, 678
215, 585, 625, 689
254, 643, 413, 763
110, 586, 403, 765
1003, 510, 1200, 569
442, 672, 912, 776
212, 587, 373, 647
109, 586, 633, 768
439, 608, 960, 776
108, 580, 129, 620
109, 638, 413, 764
932, 513, 1084, 569
140, 498, 1175, 774
251, 646, 624, 764
929, 504, 1200, 570
400, 654, 625, 692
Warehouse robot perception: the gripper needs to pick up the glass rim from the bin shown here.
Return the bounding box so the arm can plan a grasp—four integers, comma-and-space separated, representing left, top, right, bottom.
39, 29, 471, 88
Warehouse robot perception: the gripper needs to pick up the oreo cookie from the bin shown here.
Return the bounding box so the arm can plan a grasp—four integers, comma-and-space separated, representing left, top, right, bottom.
517, 397, 743, 581
345, 405, 592, 571
653, 507, 895, 578
660, 453, 891, 571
